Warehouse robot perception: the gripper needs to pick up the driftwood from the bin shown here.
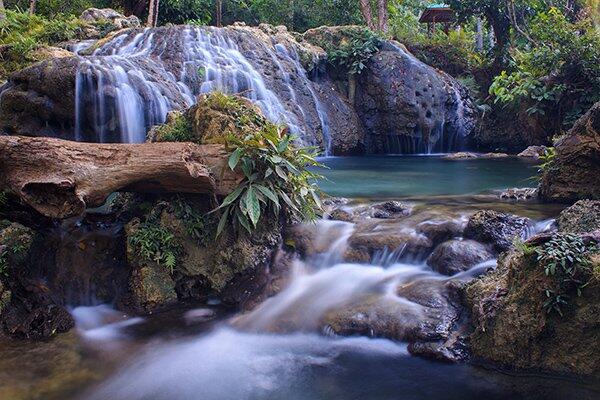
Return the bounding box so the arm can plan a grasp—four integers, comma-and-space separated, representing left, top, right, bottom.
0, 136, 241, 219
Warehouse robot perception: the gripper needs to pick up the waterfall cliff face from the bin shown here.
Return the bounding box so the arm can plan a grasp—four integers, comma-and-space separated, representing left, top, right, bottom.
0, 24, 475, 155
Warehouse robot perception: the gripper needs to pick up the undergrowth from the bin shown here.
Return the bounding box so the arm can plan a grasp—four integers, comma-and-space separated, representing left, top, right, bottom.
128, 224, 182, 274
535, 233, 599, 316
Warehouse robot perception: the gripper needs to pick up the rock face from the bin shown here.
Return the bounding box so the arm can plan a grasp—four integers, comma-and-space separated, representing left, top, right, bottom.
539, 101, 600, 203
466, 201, 600, 378
427, 239, 493, 275
0, 22, 473, 155
464, 210, 532, 252
353, 41, 476, 154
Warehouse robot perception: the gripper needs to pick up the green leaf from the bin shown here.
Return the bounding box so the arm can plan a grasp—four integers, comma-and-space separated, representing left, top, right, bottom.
216, 207, 230, 237
228, 148, 243, 171
244, 186, 261, 227
279, 191, 299, 212
275, 165, 288, 181
255, 184, 280, 210
237, 210, 252, 233
217, 185, 245, 209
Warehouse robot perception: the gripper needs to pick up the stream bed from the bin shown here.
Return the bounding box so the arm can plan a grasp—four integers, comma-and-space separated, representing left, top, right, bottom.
1, 156, 598, 400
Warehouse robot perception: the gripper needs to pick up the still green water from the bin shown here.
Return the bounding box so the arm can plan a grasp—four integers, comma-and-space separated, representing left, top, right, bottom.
315, 156, 537, 198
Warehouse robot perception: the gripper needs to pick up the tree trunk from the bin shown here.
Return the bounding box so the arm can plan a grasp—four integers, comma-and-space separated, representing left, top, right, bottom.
147, 0, 159, 27
288, 0, 294, 31
359, 0, 375, 31
0, 0, 6, 21
216, 0, 223, 27
377, 0, 388, 32
0, 136, 241, 219
476, 17, 484, 52
28, 0, 36, 15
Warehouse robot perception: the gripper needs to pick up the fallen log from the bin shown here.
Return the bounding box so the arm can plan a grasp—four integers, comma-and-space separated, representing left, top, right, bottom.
0, 136, 241, 219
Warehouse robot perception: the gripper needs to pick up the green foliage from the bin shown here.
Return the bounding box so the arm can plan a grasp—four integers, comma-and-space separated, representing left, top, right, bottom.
489, 7, 600, 126
129, 224, 182, 273
328, 29, 382, 75
171, 196, 210, 245
537, 146, 556, 175
535, 233, 599, 316
151, 113, 194, 142
215, 124, 324, 237
513, 237, 536, 256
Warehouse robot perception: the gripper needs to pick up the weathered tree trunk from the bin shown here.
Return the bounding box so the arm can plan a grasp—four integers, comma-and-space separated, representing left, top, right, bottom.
0, 0, 6, 21
476, 17, 484, 52
216, 0, 223, 27
377, 0, 388, 32
28, 0, 36, 15
0, 136, 241, 219
359, 0, 375, 31
147, 0, 159, 27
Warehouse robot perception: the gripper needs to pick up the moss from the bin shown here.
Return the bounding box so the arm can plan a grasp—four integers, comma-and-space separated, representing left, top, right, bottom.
149, 111, 194, 143
150, 92, 272, 146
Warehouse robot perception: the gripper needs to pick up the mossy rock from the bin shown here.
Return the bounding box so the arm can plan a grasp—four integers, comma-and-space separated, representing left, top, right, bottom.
467, 247, 600, 378
149, 92, 271, 145
303, 25, 373, 52
557, 200, 600, 234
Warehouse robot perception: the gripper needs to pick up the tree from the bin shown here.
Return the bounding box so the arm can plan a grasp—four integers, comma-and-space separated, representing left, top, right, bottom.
0, 0, 5, 21
216, 0, 223, 27
147, 0, 160, 27
28, 0, 36, 14
377, 0, 388, 32
359, 0, 376, 30
359, 0, 389, 32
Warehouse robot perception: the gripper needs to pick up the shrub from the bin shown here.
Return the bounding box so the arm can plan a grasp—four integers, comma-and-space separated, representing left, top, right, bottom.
129, 224, 182, 273
214, 124, 324, 236
327, 28, 382, 76
151, 113, 194, 142
535, 233, 599, 316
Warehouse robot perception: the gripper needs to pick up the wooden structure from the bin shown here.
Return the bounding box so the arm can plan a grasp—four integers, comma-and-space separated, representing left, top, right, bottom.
419, 4, 455, 35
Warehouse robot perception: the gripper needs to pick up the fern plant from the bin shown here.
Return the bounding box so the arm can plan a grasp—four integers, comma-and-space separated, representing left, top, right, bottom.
214, 125, 324, 237
129, 224, 182, 274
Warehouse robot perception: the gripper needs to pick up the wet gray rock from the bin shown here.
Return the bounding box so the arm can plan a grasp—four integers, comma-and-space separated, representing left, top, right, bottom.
416, 219, 464, 246
427, 239, 493, 276
499, 187, 538, 201
346, 220, 432, 262
370, 201, 411, 219
328, 208, 354, 222
322, 279, 469, 362
464, 210, 532, 252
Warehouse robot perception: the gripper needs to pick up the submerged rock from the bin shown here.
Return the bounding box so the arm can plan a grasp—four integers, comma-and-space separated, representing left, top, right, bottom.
464, 210, 532, 252
427, 239, 493, 276
539, 101, 600, 202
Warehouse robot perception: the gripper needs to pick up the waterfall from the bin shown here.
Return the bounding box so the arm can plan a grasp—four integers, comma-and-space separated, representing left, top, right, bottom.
73, 26, 329, 147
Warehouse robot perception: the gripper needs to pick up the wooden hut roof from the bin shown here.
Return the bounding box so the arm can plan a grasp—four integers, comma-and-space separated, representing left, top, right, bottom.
419, 4, 455, 23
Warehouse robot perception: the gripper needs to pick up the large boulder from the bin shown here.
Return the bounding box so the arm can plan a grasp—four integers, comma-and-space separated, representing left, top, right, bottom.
539, 101, 600, 202
427, 239, 493, 275
466, 202, 600, 378
464, 210, 532, 252
80, 8, 141, 31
